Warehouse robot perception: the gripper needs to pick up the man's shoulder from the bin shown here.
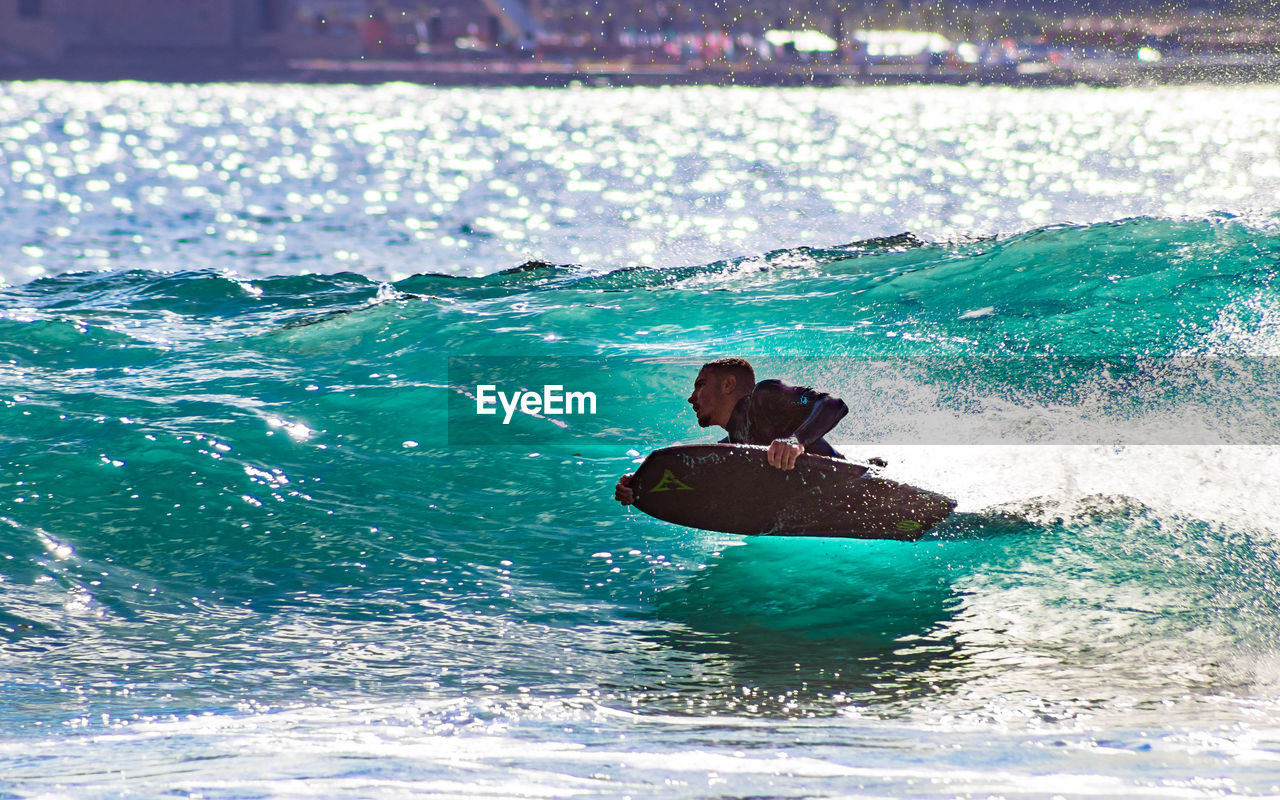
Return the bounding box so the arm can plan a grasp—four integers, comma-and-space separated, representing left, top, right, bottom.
750, 379, 820, 406
752, 378, 815, 396
751, 378, 786, 393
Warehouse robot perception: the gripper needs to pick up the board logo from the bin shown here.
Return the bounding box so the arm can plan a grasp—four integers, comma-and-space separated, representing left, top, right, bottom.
895, 519, 923, 532
649, 470, 694, 493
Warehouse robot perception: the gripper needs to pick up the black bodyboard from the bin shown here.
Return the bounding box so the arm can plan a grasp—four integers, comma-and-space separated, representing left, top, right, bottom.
631, 444, 955, 541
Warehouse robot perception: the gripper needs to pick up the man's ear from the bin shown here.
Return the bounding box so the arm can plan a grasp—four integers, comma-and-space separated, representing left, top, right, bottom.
720, 375, 736, 395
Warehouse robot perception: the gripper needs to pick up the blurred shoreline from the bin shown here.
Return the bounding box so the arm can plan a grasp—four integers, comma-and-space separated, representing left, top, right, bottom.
3, 54, 1278, 87
3, 0, 1277, 88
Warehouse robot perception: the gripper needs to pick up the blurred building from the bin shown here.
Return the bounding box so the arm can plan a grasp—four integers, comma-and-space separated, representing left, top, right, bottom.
0, 0, 380, 73
0, 1, 272, 59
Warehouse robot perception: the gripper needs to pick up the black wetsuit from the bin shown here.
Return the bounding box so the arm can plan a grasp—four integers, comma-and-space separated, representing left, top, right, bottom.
723, 379, 848, 458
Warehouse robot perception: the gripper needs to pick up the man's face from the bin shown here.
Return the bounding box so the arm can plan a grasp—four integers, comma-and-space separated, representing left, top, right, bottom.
687, 368, 735, 428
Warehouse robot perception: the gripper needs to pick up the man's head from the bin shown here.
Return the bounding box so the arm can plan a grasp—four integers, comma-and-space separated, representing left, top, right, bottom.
688, 358, 755, 428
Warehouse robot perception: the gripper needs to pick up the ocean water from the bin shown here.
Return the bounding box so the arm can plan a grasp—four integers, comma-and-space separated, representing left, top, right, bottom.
2, 82, 1280, 798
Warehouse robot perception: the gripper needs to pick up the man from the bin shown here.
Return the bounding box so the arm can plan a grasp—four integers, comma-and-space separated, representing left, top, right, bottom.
614, 357, 849, 505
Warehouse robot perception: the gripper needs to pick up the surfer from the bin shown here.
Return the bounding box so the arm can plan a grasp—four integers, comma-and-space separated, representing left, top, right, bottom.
614, 358, 848, 505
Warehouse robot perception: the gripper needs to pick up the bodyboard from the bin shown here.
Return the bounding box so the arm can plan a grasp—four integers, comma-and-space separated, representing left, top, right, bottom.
631, 444, 955, 541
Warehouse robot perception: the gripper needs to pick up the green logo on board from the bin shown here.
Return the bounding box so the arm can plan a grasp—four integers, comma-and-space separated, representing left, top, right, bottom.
650, 470, 694, 493
895, 519, 923, 532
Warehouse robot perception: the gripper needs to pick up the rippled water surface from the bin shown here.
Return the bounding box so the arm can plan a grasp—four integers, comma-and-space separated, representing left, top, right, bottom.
3, 82, 1280, 798
2, 83, 1280, 282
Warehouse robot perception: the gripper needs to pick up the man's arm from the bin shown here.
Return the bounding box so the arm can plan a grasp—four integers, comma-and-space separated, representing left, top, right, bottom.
792, 394, 849, 447
761, 382, 848, 470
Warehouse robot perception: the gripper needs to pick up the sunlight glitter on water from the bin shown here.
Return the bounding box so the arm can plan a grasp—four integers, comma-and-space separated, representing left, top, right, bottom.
2, 84, 1279, 284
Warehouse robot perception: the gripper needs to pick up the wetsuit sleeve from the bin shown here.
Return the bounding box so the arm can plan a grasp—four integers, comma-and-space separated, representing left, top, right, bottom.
753, 380, 849, 447
792, 392, 848, 447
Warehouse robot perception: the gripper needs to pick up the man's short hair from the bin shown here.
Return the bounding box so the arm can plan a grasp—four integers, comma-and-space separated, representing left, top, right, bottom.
701, 357, 755, 392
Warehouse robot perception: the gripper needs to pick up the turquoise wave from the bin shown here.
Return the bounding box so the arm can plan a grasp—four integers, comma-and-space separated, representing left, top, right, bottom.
2, 215, 1279, 723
